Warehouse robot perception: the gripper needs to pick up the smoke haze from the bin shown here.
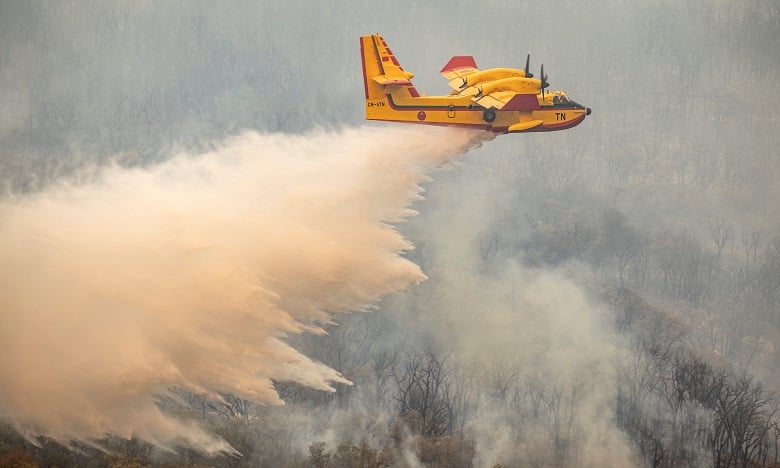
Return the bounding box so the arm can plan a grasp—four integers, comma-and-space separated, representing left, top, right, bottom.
377, 179, 638, 466
0, 126, 485, 450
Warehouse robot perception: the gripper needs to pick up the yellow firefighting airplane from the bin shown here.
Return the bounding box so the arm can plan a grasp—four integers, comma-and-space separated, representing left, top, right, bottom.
360, 33, 591, 133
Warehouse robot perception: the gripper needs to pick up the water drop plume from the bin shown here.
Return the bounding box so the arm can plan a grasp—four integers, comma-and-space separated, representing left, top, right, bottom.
0, 125, 487, 451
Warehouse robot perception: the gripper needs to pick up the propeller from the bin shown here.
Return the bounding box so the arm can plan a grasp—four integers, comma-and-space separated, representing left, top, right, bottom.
540, 63, 549, 98
524, 53, 533, 78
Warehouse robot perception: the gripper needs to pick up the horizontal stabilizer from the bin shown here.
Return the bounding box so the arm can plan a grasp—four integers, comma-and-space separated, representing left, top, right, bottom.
373, 75, 413, 86
508, 120, 544, 132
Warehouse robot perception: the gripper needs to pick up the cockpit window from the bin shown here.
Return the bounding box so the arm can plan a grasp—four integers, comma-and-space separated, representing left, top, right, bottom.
552, 94, 584, 108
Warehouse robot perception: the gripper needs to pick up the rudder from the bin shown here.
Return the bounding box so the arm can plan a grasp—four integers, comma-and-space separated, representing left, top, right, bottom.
360, 34, 386, 100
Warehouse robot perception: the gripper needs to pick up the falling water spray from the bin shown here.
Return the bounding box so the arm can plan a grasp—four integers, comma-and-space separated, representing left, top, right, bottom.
0, 126, 487, 451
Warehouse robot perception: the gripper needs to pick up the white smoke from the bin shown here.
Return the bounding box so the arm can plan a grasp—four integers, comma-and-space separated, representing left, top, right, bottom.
386, 157, 639, 466
0, 125, 486, 452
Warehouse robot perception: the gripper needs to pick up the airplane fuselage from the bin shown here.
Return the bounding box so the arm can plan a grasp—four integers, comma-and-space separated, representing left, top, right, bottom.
365, 93, 588, 133
360, 33, 591, 134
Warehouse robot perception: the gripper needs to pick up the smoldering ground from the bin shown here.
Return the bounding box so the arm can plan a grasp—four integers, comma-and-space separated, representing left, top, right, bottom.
0, 125, 487, 452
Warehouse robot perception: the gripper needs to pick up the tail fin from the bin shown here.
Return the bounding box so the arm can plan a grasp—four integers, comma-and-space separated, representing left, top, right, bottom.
360, 34, 420, 103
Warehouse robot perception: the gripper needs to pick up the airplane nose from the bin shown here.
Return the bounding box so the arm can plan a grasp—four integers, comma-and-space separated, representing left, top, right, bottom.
586, 107, 592, 116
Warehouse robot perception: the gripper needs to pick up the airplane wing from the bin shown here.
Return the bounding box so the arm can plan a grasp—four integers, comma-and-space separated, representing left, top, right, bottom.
440, 56, 479, 88
474, 89, 541, 112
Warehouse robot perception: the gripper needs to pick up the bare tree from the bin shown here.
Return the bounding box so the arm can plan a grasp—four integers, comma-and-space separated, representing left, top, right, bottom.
708, 219, 731, 259
394, 348, 457, 437
758, 237, 780, 325
741, 230, 761, 268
